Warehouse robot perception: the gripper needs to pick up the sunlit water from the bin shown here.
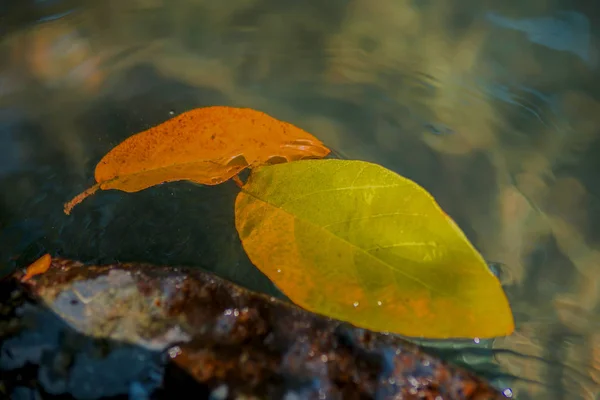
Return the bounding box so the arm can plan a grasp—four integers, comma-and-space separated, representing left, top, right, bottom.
1, 0, 599, 398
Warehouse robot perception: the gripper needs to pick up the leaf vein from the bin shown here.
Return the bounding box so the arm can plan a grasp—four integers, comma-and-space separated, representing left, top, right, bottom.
278, 183, 406, 208
321, 211, 425, 229
364, 242, 439, 252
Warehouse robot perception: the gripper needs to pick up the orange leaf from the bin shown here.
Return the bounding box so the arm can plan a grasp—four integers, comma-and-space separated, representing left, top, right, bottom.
64, 106, 330, 214
21, 253, 52, 282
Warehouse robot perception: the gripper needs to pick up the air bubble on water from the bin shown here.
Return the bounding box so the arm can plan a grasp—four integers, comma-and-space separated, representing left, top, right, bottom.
474, 337, 480, 344
487, 262, 514, 286
169, 110, 175, 115
377, 301, 382, 306
277, 269, 282, 273
353, 301, 359, 308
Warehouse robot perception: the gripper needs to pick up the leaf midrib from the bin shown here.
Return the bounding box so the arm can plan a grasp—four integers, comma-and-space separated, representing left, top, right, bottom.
98, 157, 241, 186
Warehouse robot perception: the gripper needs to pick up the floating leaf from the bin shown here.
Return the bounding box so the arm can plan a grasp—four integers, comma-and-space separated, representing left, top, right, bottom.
234, 159, 514, 339
64, 106, 330, 214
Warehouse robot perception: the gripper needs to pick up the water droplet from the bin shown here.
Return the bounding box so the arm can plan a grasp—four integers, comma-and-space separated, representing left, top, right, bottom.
169, 110, 175, 115
233, 309, 240, 317
320, 355, 328, 362
503, 388, 513, 398
377, 300, 382, 306
474, 337, 480, 344
353, 301, 359, 308
277, 269, 282, 273
224, 309, 233, 316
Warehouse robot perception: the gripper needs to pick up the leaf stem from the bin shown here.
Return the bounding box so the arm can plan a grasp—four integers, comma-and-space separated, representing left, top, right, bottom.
233, 174, 245, 188
63, 183, 101, 215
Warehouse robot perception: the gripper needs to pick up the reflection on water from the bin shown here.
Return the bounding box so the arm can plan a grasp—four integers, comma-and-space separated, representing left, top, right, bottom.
0, 0, 599, 398
486, 11, 595, 66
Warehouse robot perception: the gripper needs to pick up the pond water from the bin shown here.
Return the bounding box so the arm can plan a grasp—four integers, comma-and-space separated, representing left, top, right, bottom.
1, 0, 599, 398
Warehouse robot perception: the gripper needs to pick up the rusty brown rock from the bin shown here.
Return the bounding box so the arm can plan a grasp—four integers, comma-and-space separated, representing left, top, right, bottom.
0, 258, 509, 399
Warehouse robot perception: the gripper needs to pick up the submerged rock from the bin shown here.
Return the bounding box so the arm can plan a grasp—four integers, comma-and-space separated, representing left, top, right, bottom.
0, 258, 508, 399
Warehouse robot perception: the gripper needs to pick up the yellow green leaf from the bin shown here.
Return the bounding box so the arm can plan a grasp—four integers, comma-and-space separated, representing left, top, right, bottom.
234, 159, 514, 339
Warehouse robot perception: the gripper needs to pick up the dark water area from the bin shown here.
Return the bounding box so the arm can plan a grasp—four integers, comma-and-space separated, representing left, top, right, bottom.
1, 0, 599, 398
